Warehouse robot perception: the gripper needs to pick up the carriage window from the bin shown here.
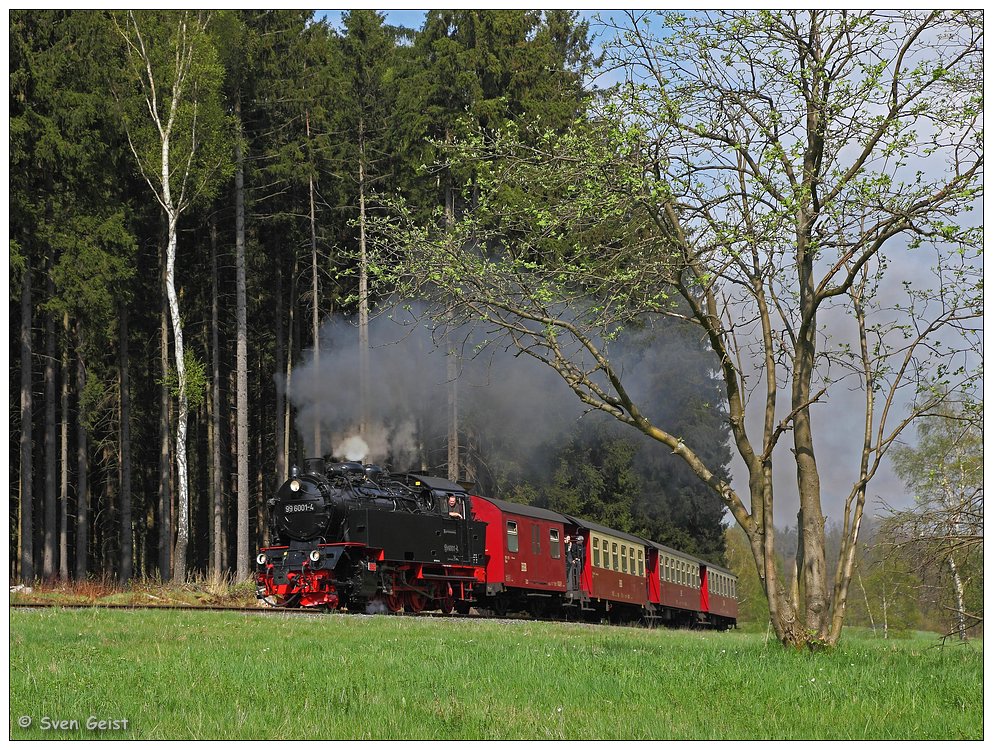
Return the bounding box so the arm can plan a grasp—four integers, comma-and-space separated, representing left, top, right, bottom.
630, 549, 636, 575
621, 545, 628, 573
612, 543, 619, 571
550, 529, 560, 559
507, 521, 519, 553
638, 550, 644, 578
593, 537, 601, 568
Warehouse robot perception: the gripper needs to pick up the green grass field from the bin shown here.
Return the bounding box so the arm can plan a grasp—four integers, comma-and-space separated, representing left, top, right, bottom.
9, 608, 982, 740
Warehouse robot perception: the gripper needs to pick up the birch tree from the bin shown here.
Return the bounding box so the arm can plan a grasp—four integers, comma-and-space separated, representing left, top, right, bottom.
115, 10, 231, 580
890, 400, 983, 639
370, 10, 983, 648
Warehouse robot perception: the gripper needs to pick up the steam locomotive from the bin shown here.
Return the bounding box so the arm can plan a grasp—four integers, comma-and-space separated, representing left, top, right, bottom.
256, 458, 486, 613
255, 458, 738, 628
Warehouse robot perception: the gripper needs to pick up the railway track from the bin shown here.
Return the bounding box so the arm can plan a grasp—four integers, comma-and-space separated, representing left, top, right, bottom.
8, 601, 488, 619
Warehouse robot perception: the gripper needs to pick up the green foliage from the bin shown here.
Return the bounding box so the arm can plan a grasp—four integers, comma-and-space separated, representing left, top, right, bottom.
112, 10, 234, 212
535, 421, 640, 532
10, 10, 136, 334
159, 350, 209, 411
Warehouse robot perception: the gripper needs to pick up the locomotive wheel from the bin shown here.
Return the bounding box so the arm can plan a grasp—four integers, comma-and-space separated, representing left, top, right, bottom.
454, 600, 471, 615
404, 591, 428, 613
438, 596, 455, 615
385, 593, 403, 614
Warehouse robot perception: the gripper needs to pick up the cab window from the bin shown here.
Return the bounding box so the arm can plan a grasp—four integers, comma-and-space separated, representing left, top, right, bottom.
507, 521, 519, 553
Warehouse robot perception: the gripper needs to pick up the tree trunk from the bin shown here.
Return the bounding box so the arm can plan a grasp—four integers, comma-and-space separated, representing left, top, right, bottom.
119, 303, 133, 583
74, 322, 88, 579
43, 275, 57, 580
166, 214, 191, 582
447, 347, 459, 481
210, 216, 223, 575
358, 117, 370, 437
882, 593, 889, 639
444, 133, 458, 481
102, 441, 118, 574
307, 109, 322, 456
159, 236, 172, 581
285, 252, 298, 470
235, 99, 250, 581
857, 572, 876, 636
59, 312, 69, 579
948, 553, 967, 641
20, 258, 34, 582
255, 382, 266, 547
227, 369, 238, 572
274, 265, 286, 482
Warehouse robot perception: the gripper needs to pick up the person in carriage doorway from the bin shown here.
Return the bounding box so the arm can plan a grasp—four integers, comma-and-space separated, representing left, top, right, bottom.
566, 535, 584, 590
447, 494, 464, 519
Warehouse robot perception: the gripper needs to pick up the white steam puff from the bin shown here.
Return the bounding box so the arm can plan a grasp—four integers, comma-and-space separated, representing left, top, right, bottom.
336, 435, 369, 462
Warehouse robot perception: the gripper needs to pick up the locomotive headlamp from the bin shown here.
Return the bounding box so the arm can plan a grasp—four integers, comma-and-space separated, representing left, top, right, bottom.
309, 549, 321, 563
289, 479, 301, 493
256, 553, 267, 566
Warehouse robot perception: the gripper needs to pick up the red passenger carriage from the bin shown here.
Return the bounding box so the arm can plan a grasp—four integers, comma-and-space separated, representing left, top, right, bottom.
470, 496, 569, 617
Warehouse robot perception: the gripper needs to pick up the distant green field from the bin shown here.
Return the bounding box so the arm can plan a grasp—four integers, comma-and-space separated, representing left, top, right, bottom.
8, 608, 983, 740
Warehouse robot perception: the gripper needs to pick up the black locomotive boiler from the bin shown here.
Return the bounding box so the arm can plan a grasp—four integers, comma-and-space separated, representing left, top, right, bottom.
255, 458, 486, 613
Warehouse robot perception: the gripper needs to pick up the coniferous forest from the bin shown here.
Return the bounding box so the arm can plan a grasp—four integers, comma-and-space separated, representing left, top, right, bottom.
10, 10, 733, 583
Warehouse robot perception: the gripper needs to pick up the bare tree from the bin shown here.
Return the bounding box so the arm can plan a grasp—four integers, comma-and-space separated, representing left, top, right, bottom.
371, 10, 983, 647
